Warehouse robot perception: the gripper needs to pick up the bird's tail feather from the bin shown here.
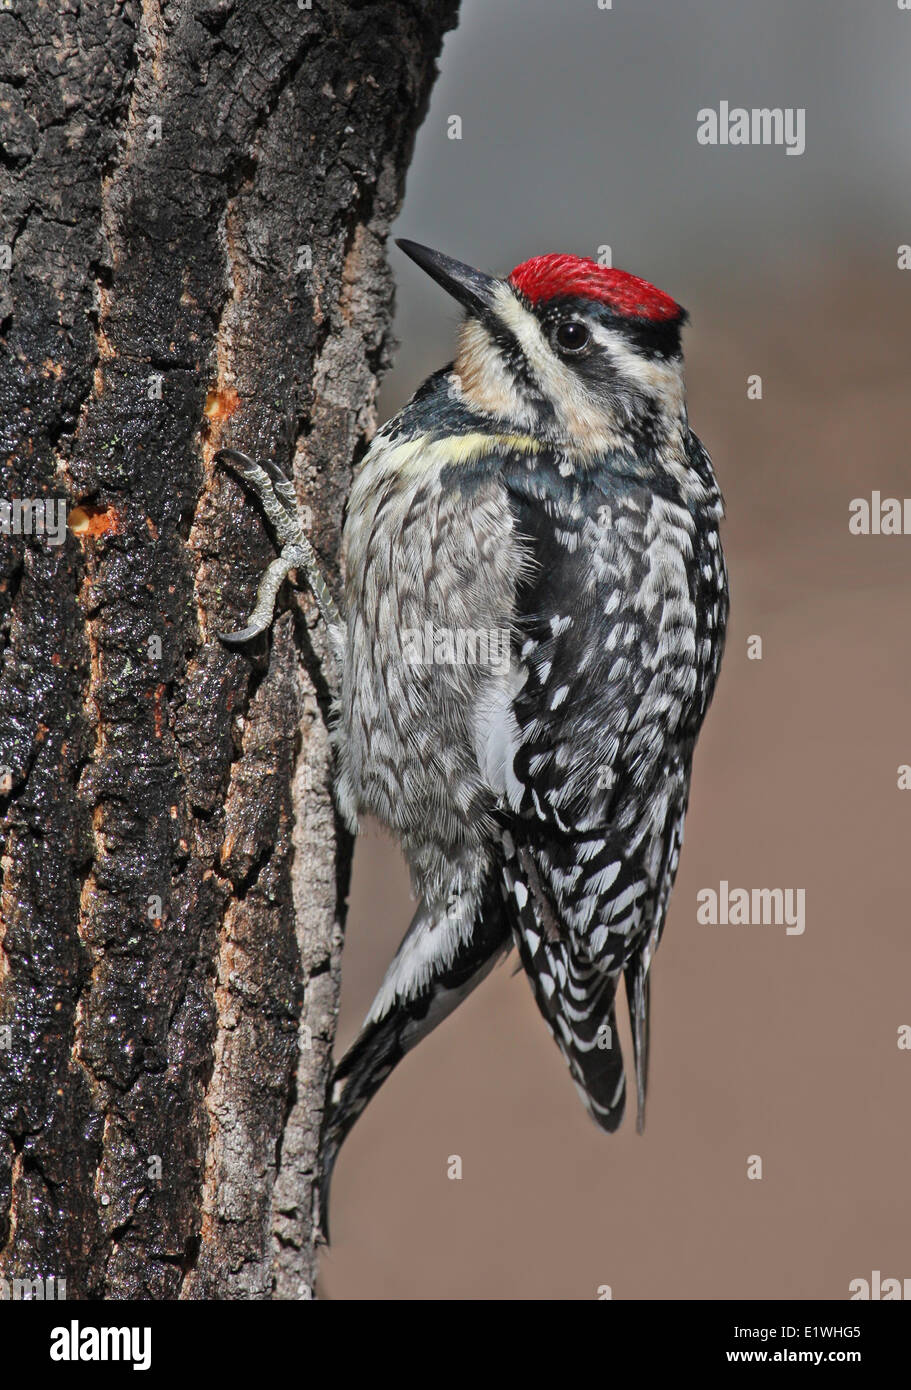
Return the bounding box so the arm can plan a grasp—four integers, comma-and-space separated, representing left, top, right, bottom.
318, 1008, 406, 1243
624, 956, 650, 1134
503, 851, 628, 1133
317, 882, 510, 1241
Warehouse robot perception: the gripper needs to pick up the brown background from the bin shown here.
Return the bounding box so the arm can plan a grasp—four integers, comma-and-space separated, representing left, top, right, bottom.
321, 0, 910, 1299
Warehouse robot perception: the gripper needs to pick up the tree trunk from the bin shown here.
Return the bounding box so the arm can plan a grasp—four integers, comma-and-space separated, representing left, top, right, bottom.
0, 0, 457, 1300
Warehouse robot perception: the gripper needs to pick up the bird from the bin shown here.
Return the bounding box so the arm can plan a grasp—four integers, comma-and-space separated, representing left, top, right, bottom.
217, 239, 729, 1239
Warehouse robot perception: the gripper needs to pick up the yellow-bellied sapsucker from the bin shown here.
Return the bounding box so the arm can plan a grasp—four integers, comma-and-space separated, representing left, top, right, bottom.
218, 240, 728, 1238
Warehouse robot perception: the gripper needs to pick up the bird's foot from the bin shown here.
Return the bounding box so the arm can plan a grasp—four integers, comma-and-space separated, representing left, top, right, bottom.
214, 448, 341, 641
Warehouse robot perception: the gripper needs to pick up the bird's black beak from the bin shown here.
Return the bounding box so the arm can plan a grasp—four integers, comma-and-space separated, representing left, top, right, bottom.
396, 239, 501, 318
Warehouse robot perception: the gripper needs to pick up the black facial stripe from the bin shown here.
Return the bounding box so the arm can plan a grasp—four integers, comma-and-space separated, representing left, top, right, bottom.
537, 295, 684, 362
479, 314, 559, 428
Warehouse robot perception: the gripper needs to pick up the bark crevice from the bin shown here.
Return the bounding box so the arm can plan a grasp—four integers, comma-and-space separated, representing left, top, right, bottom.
0, 0, 460, 1299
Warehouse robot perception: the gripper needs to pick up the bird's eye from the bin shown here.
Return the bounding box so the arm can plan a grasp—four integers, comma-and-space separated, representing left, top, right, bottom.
553, 320, 590, 353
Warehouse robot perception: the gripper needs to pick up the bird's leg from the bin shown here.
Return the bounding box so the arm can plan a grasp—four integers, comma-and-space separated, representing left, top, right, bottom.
214, 448, 342, 642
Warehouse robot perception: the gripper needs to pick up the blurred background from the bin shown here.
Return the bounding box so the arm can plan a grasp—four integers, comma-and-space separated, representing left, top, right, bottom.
321, 0, 911, 1299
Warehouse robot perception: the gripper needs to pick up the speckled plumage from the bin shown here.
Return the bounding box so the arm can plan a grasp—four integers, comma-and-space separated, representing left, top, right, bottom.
222, 244, 729, 1236
330, 360, 725, 1147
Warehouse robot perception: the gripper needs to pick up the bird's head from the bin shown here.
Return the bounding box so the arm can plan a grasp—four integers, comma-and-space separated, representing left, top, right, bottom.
397, 239, 689, 452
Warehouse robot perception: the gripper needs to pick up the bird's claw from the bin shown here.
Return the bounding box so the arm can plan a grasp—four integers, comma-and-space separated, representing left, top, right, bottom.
214, 448, 341, 639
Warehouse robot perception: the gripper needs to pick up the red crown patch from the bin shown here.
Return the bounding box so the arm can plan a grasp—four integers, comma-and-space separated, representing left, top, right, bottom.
509, 254, 681, 323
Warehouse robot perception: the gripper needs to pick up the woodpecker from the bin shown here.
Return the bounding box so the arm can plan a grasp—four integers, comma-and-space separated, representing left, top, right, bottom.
217, 239, 728, 1239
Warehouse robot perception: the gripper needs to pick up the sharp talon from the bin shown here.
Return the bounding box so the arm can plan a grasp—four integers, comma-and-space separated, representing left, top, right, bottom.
214, 448, 256, 470
214, 448, 254, 466
217, 625, 265, 645
216, 449, 290, 495
258, 456, 293, 486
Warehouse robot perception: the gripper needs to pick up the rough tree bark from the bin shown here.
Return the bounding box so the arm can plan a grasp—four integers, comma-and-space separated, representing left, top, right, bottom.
0, 0, 458, 1299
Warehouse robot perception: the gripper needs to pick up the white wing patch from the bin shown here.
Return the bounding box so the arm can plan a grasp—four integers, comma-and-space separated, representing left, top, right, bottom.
472, 659, 528, 813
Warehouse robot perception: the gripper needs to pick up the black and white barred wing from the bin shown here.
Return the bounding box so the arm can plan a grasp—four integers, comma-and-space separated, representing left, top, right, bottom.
483, 469, 697, 1132
499, 831, 634, 1131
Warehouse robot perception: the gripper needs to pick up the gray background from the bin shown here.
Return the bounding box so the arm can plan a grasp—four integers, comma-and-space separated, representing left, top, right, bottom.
384, 0, 911, 410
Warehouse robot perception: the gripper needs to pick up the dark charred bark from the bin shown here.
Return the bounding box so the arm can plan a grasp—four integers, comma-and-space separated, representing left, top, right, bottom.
0, 0, 457, 1300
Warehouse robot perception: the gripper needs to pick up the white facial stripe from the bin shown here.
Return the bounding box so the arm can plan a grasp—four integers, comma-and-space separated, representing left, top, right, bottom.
455, 317, 537, 428
493, 285, 581, 404
588, 324, 685, 416
493, 286, 630, 449
456, 284, 686, 453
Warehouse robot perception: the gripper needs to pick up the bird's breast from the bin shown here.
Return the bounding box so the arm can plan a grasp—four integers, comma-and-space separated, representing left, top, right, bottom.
335, 437, 524, 863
